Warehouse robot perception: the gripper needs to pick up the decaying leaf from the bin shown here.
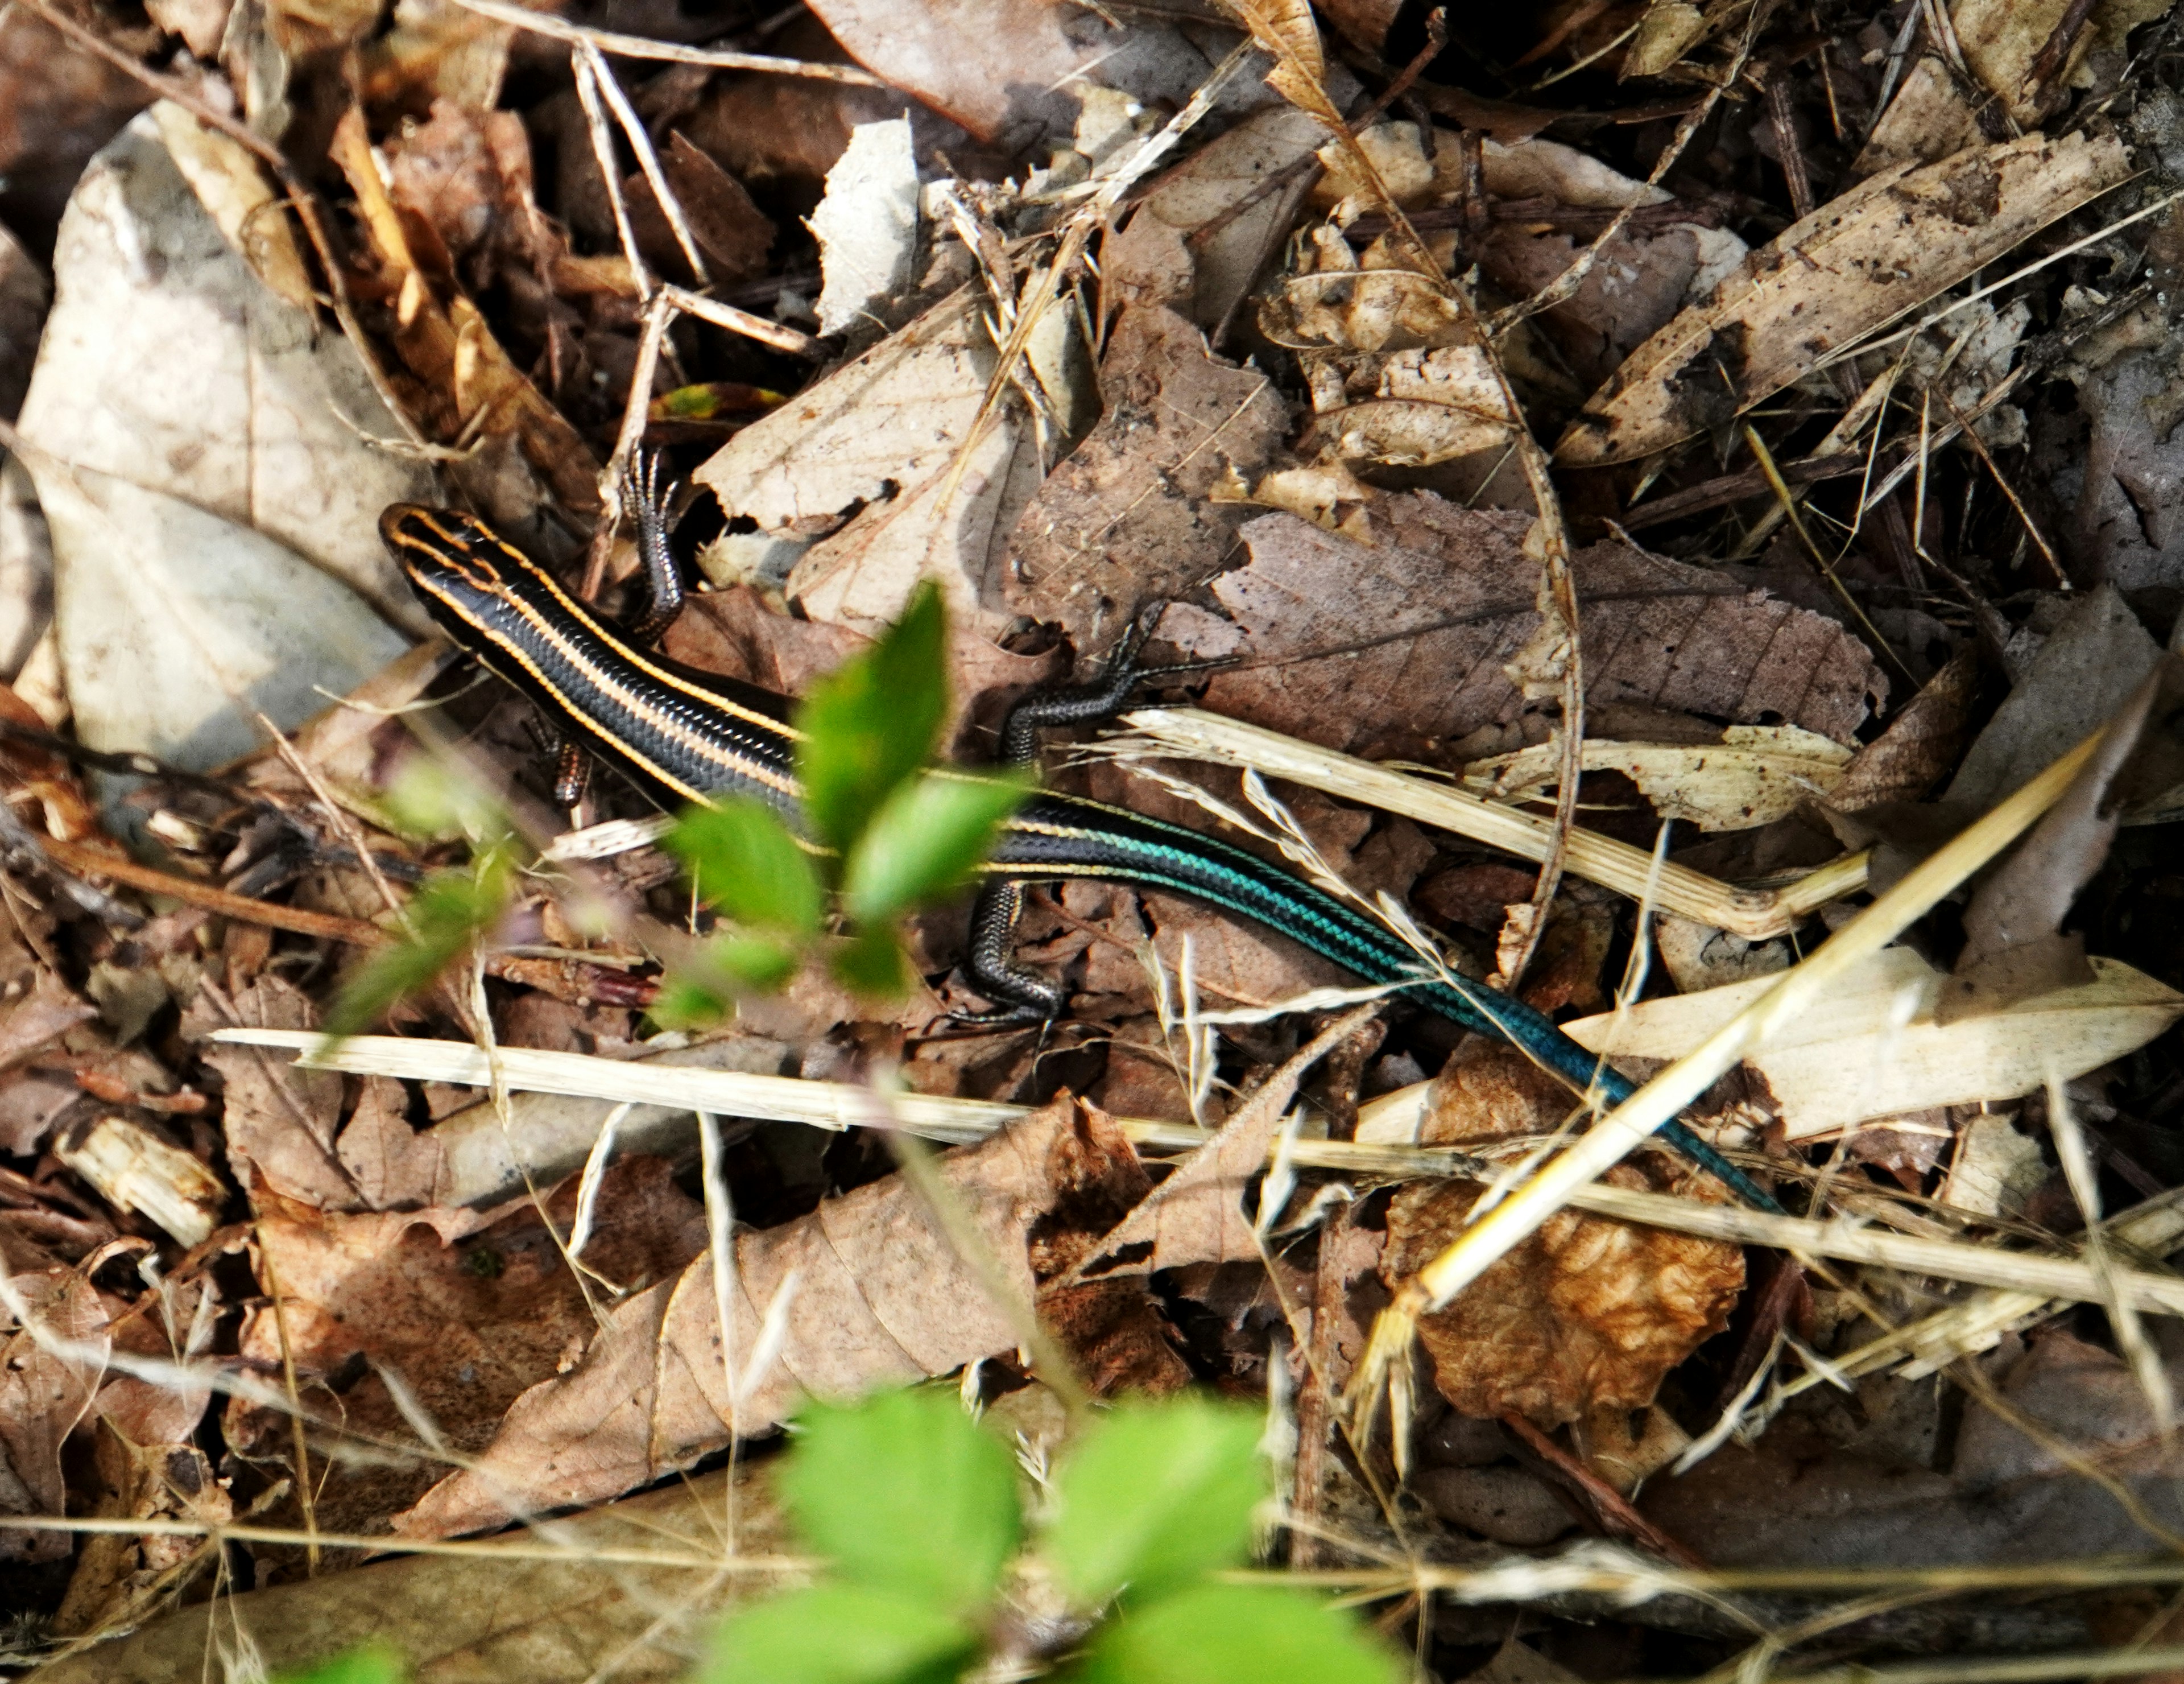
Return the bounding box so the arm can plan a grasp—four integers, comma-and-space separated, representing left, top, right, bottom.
1556, 131, 2133, 467
394, 1097, 1092, 1536
803, 0, 1232, 147
1947, 584, 2160, 811
1565, 947, 2184, 1138
225, 1158, 706, 1543
0, 1270, 107, 1565
696, 288, 1074, 640
1466, 725, 1852, 832
809, 118, 919, 337
1007, 303, 1287, 651
191, 976, 356, 1209
329, 106, 599, 515
1162, 490, 1887, 760
1380, 1041, 1744, 1429
14, 112, 422, 791
28, 1465, 783, 1682
1644, 1328, 2184, 1567
1858, 0, 2162, 174
1829, 651, 1979, 810
1072, 1008, 1378, 1281
1107, 102, 1334, 332
1941, 658, 2184, 1019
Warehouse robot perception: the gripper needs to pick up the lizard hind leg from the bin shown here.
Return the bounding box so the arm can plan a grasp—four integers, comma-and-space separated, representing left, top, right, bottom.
954, 880, 1066, 1023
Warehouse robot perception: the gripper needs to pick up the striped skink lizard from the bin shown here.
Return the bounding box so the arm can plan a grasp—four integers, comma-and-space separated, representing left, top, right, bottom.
379, 479, 1778, 1212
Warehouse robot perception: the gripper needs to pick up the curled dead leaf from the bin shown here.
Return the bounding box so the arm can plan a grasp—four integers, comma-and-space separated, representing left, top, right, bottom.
1556, 131, 2133, 467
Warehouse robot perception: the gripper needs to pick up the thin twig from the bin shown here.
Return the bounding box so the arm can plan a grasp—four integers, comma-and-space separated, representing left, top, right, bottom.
443, 0, 888, 84
581, 43, 710, 286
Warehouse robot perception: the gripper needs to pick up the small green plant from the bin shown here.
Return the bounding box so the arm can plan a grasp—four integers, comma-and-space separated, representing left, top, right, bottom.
700, 1387, 1399, 1684
661, 581, 1031, 1017
324, 760, 521, 1041
271, 1642, 406, 1684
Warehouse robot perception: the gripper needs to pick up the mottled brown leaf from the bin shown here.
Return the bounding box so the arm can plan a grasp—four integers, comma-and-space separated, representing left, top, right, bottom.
1830, 650, 1978, 810
1164, 492, 1886, 760
226, 1159, 705, 1547
1008, 304, 1288, 653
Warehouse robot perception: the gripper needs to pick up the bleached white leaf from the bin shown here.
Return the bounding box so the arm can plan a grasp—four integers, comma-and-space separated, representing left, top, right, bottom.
1565, 947, 2184, 1138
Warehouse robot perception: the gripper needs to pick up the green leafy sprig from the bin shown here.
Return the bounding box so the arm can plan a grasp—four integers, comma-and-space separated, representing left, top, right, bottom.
702, 1387, 1400, 1684
661, 582, 1031, 1016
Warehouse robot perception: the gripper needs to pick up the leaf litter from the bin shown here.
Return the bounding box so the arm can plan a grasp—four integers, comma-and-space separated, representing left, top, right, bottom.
5, 0, 2184, 1677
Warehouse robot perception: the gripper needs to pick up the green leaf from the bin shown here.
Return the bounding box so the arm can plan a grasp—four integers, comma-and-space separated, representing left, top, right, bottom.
322, 845, 515, 1041
795, 581, 948, 853
701, 1584, 977, 1684
830, 922, 911, 1000
777, 1388, 1020, 1613
1070, 1584, 1400, 1684
272, 1644, 407, 1684
666, 799, 824, 937
1046, 1399, 1265, 1605
842, 770, 1033, 926
715, 933, 801, 991
647, 973, 733, 1031
379, 758, 510, 844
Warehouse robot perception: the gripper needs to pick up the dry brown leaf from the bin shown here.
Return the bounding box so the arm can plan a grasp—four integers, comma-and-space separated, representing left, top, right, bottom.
1072, 1007, 1380, 1281
395, 1096, 1096, 1537
51, 1368, 228, 1638
1941, 658, 2182, 1020
1829, 650, 1979, 810
28, 1463, 785, 1682
336, 1074, 444, 1212
1556, 131, 2133, 468
328, 106, 599, 515
1029, 1102, 1189, 1396
1383, 1047, 1743, 1428
631, 133, 776, 284
0, 967, 98, 1071
1161, 491, 1886, 761
191, 976, 357, 1210
1106, 102, 1330, 332
1947, 585, 2159, 811
0, 9, 150, 253
0, 1269, 107, 1565
803, 0, 1226, 145
1225, 0, 1328, 112
1858, 0, 2155, 174
225, 1159, 706, 1548
1007, 304, 1288, 651
1622, 0, 1710, 77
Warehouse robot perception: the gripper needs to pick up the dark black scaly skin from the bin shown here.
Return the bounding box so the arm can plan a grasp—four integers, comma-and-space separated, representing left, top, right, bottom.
378, 490, 1780, 1212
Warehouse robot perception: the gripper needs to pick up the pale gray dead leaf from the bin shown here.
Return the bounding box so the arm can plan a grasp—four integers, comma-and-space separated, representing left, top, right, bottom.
14, 112, 418, 798
810, 118, 919, 337
1946, 584, 2159, 810
696, 288, 1082, 641
1565, 947, 2183, 1138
